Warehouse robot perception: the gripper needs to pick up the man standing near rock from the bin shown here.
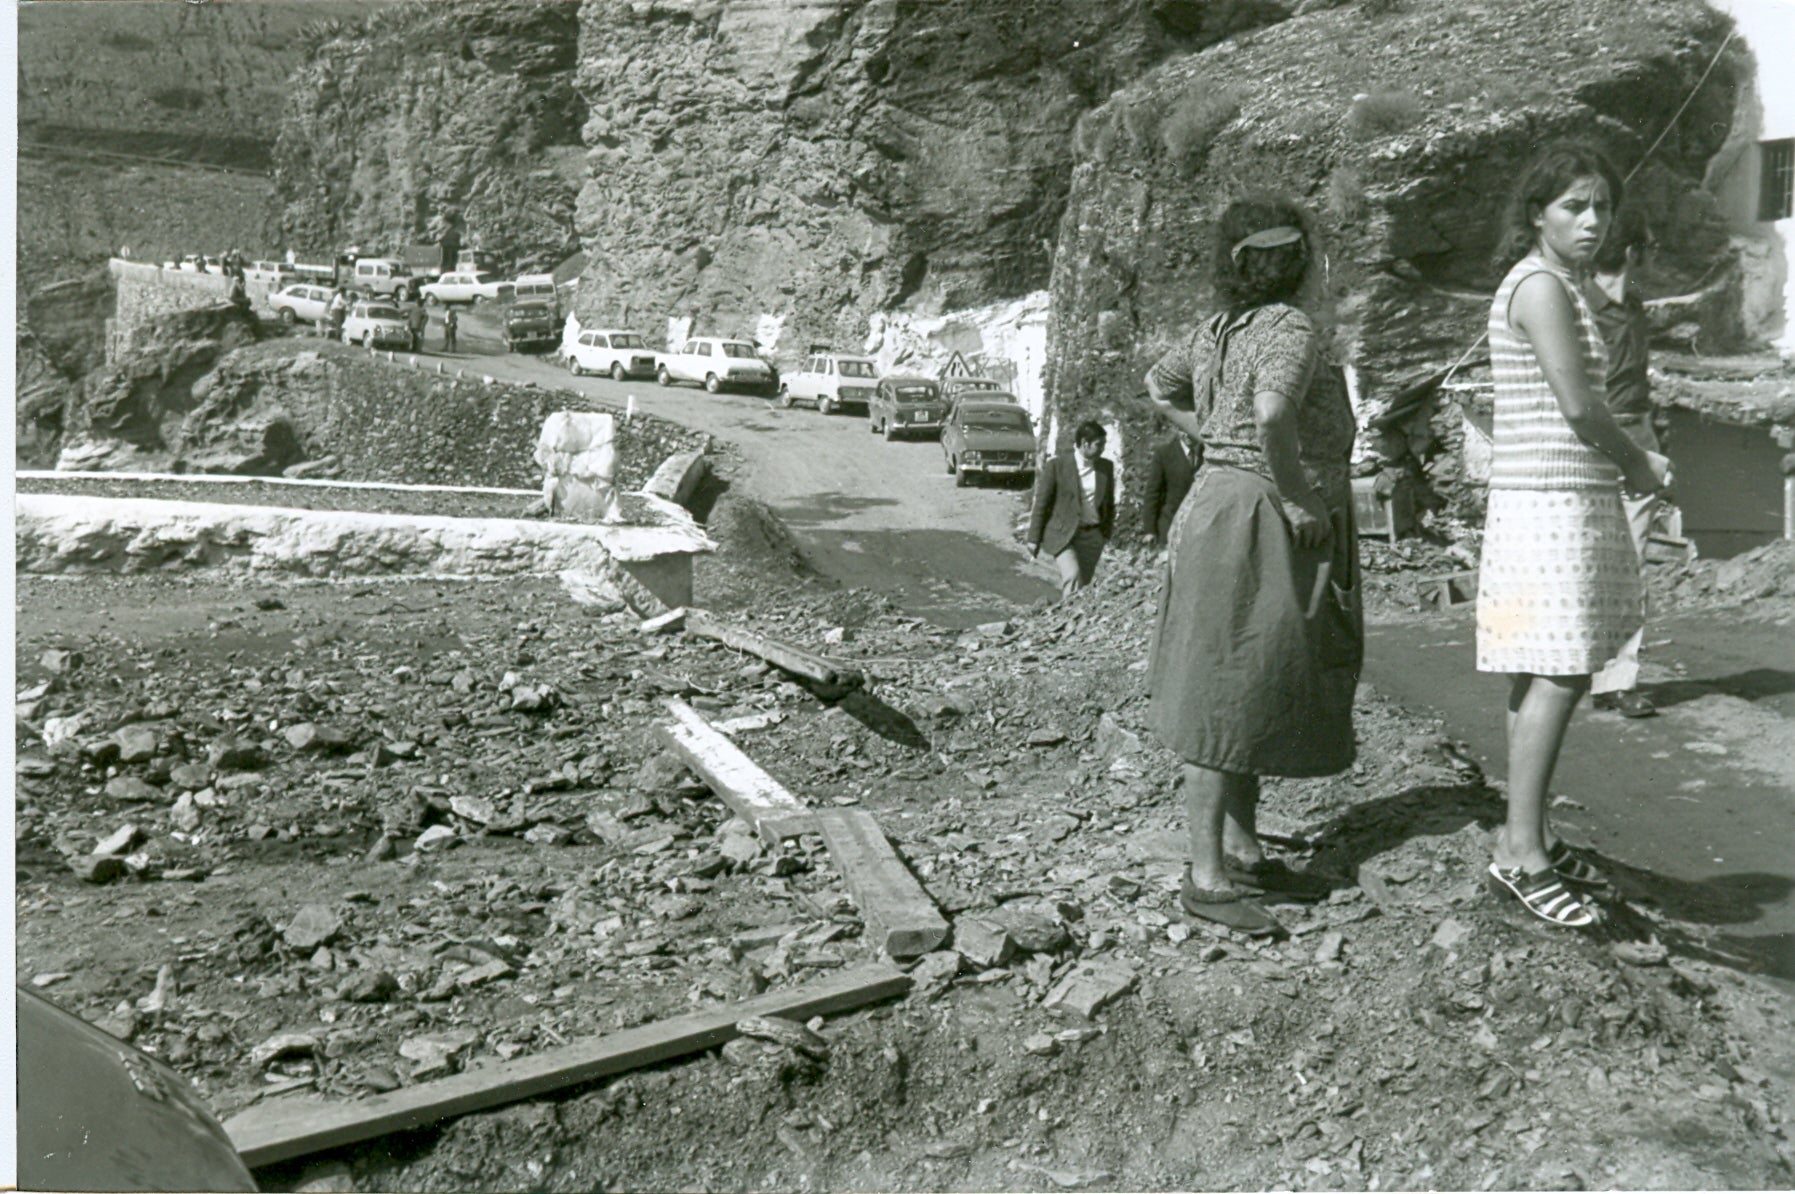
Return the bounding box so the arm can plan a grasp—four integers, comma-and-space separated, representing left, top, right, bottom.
443, 306, 459, 354
1142, 419, 1201, 552
327, 289, 348, 341
1588, 207, 1663, 719
1027, 419, 1116, 600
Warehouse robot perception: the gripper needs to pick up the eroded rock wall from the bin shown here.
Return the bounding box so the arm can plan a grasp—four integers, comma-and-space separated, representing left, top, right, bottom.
272, 1, 586, 267
1045, 0, 1742, 529
573, 0, 1302, 355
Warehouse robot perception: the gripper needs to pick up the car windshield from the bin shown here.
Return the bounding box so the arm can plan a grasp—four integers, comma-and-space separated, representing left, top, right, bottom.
611, 334, 646, 348
839, 360, 877, 378
367, 307, 401, 320
720, 343, 759, 359
893, 384, 939, 402
963, 410, 1032, 433
955, 379, 1001, 392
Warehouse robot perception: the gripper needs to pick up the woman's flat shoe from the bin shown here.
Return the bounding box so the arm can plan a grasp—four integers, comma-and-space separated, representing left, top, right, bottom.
1487, 863, 1596, 928
1546, 840, 1610, 889
1181, 871, 1285, 937
1225, 856, 1332, 903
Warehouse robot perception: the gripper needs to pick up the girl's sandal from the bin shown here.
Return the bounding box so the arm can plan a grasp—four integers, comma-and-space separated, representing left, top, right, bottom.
1546, 840, 1610, 889
1486, 863, 1596, 928
1181, 869, 1285, 937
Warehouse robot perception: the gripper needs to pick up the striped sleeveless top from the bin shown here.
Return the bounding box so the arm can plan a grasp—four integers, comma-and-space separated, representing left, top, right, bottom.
1487, 254, 1618, 490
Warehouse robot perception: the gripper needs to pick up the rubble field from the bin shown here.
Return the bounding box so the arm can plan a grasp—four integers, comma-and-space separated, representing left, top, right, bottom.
14, 491, 1795, 1192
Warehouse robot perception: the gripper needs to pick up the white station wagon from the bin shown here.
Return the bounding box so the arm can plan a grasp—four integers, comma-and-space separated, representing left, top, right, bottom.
780, 351, 879, 415
567, 329, 657, 381
420, 270, 512, 305
269, 284, 336, 326
656, 337, 777, 395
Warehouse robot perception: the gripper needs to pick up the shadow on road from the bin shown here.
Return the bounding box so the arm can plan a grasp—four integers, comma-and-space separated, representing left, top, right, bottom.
1636, 667, 1795, 711
779, 491, 903, 526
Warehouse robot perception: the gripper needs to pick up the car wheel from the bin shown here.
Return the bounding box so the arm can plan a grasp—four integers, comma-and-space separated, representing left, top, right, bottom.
426, 294, 442, 308
568, 357, 583, 376
657, 367, 672, 387
704, 373, 722, 395
278, 307, 296, 325
611, 363, 628, 382
954, 460, 971, 488
471, 294, 484, 307
944, 450, 957, 475
779, 386, 794, 408
884, 420, 896, 442
819, 396, 834, 416
362, 331, 373, 347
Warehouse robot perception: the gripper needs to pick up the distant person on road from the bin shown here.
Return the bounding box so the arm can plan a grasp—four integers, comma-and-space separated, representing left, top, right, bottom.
227, 270, 250, 310
406, 297, 429, 352
442, 306, 459, 354
1026, 419, 1115, 601
1588, 205, 1664, 720
1142, 417, 1202, 551
1476, 142, 1672, 929
327, 289, 348, 341
1140, 193, 1359, 938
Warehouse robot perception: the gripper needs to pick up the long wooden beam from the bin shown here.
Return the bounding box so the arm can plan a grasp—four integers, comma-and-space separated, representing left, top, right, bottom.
658, 698, 813, 844
685, 610, 864, 692
813, 808, 949, 959
224, 963, 910, 1168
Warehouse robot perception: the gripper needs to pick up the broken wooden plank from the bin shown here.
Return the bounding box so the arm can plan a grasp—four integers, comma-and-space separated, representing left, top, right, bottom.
639, 607, 688, 635
685, 610, 864, 692
224, 963, 909, 1168
658, 699, 812, 845
812, 808, 949, 959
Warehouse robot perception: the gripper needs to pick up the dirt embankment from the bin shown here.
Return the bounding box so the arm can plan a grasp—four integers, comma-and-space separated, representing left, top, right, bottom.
14, 473, 1794, 1191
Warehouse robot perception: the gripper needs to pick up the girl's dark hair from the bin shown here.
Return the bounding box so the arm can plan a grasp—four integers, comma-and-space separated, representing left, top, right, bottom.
1491, 140, 1625, 273
1211, 193, 1311, 310
1073, 418, 1107, 446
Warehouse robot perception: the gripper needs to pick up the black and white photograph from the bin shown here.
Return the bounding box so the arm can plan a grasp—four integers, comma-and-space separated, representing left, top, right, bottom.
8, 0, 1795, 1189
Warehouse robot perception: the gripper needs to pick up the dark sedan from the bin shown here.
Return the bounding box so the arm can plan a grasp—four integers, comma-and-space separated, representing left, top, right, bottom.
868, 375, 947, 440
940, 400, 1038, 487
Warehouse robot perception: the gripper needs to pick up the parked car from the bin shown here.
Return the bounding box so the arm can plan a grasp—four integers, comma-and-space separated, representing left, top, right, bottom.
340, 301, 412, 348
868, 375, 948, 440
780, 350, 880, 414
940, 400, 1038, 487
504, 301, 560, 353
567, 328, 657, 380
421, 270, 513, 305
242, 260, 285, 287
657, 336, 778, 394
177, 254, 206, 273
941, 375, 1008, 406
15, 988, 260, 1192
512, 272, 558, 309
350, 257, 412, 297
269, 283, 336, 326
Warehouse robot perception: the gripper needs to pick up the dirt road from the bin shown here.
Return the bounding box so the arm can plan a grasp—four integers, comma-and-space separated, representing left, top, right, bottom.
431, 323, 1059, 625
1367, 605, 1795, 986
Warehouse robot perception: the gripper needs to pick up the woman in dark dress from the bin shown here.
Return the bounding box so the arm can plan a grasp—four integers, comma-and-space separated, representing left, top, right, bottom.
1141, 195, 1361, 936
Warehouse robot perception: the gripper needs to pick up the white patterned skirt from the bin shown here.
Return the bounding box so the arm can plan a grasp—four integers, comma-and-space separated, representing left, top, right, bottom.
1476, 488, 1642, 676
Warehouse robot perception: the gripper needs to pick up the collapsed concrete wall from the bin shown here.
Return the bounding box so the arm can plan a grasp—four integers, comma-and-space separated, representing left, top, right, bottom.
1045, 0, 1742, 532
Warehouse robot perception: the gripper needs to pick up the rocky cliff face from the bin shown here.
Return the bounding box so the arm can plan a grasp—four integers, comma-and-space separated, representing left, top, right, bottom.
272, 1, 586, 266
572, 0, 1302, 352
1045, 0, 1741, 515
16, 0, 375, 167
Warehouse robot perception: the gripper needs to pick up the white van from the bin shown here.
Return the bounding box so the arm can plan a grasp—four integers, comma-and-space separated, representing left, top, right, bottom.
351, 258, 411, 298
513, 273, 557, 307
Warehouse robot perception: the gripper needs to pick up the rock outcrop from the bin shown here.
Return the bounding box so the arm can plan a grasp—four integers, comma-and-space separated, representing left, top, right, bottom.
572, 0, 1302, 352
1045, 0, 1742, 521
271, 1, 585, 265
58, 305, 263, 473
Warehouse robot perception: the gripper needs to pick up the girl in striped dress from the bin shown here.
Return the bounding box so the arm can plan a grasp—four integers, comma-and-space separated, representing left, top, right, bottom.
1479, 142, 1672, 927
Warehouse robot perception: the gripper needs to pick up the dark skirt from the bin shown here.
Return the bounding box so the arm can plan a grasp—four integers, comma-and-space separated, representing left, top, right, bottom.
1146, 465, 1362, 777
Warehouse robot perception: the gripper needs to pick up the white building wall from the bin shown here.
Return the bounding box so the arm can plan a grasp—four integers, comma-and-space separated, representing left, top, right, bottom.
1707, 0, 1795, 350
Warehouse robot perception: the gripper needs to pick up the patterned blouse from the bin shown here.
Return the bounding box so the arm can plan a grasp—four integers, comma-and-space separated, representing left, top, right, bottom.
1487, 254, 1618, 491
1145, 304, 1356, 501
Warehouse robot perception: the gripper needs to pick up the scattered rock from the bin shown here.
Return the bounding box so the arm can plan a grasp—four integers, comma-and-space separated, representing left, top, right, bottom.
1043, 961, 1139, 1020
1612, 940, 1669, 967
112, 725, 160, 764
168, 763, 212, 791
252, 1032, 320, 1068
736, 1015, 829, 1060
1094, 713, 1141, 759
71, 855, 127, 884
283, 904, 343, 951
336, 969, 399, 1003
456, 958, 517, 990
1023, 1032, 1061, 1056
414, 825, 459, 853
450, 795, 497, 825
632, 750, 690, 791
399, 1028, 481, 1078
990, 902, 1071, 955
953, 917, 1016, 969
1430, 918, 1471, 952
93, 824, 144, 856
104, 776, 162, 804
207, 737, 267, 770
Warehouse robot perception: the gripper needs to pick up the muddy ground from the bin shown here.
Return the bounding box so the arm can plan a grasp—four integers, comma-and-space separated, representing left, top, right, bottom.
14, 484, 1795, 1191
